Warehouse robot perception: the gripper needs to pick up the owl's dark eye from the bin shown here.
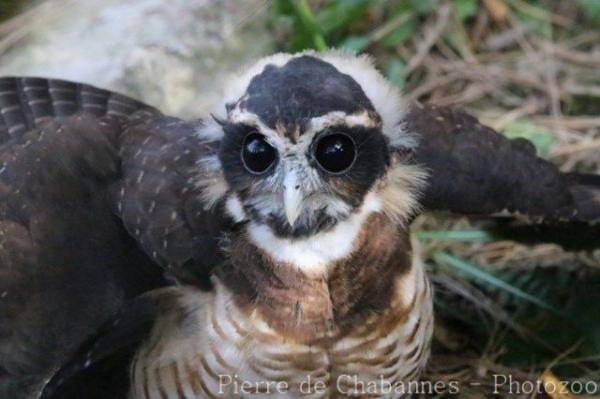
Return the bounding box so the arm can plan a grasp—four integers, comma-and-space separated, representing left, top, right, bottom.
314, 134, 356, 174
241, 133, 277, 174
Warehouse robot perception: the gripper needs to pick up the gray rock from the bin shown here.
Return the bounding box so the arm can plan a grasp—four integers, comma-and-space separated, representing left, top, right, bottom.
0, 0, 274, 118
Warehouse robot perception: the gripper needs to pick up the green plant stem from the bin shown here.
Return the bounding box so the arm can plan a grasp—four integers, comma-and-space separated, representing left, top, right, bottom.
415, 229, 496, 242
293, 0, 327, 51
433, 251, 561, 315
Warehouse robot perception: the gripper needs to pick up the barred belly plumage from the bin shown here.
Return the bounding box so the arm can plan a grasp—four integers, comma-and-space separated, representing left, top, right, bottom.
130, 254, 433, 399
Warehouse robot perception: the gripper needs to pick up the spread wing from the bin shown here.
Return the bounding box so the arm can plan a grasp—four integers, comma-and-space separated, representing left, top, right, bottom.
0, 77, 232, 285
0, 77, 228, 397
0, 112, 165, 398
0, 77, 153, 143
0, 78, 170, 397
407, 104, 600, 223
38, 292, 171, 399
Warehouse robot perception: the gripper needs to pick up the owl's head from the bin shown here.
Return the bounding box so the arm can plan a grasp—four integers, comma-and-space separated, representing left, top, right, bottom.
198, 50, 426, 238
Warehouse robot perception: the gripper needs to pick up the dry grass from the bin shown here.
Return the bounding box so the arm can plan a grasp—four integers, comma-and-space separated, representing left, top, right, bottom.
385, 2, 600, 395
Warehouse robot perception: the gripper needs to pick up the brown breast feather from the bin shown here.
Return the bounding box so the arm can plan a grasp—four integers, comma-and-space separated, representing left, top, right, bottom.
215, 213, 413, 344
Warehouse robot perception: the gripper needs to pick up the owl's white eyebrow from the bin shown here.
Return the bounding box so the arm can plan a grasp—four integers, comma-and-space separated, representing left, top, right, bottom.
308, 110, 379, 134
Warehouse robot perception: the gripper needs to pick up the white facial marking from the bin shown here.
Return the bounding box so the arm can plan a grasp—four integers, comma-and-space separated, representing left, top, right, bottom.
214, 49, 417, 152
247, 193, 382, 275
309, 110, 379, 133
225, 194, 246, 223
195, 50, 425, 225
195, 117, 224, 141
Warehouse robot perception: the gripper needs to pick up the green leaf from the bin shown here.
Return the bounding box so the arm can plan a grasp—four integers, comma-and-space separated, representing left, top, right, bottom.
416, 229, 497, 242
386, 57, 406, 88
271, 0, 296, 15
291, 0, 327, 51
453, 0, 478, 21
316, 0, 372, 35
410, 0, 438, 14
507, 0, 553, 37
577, 0, 600, 23
387, 0, 414, 17
288, 23, 317, 52
502, 119, 555, 157
433, 251, 560, 314
340, 35, 371, 53
382, 16, 417, 47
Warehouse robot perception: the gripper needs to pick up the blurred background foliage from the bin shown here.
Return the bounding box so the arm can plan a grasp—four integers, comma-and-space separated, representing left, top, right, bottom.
1, 0, 599, 397
269, 1, 600, 397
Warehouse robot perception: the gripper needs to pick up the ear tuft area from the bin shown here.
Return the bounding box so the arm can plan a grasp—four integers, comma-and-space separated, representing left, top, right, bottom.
194, 118, 229, 209
377, 157, 428, 224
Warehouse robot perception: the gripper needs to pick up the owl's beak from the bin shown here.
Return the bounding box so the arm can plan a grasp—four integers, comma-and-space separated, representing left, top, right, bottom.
283, 169, 303, 227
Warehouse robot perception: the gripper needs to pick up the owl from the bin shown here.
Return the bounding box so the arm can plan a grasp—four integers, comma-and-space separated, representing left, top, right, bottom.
0, 50, 598, 399
123, 52, 433, 398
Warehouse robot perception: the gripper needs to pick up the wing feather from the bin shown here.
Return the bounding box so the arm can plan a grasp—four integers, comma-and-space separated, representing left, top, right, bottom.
0, 113, 163, 398
2, 77, 598, 398
38, 292, 174, 399
408, 104, 600, 223
114, 115, 229, 287
0, 77, 155, 143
